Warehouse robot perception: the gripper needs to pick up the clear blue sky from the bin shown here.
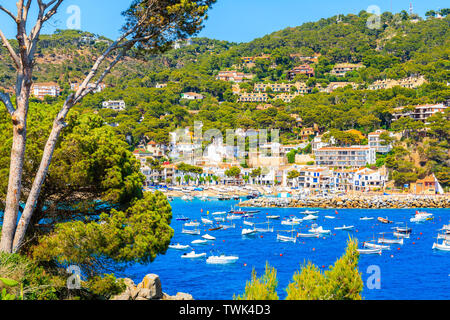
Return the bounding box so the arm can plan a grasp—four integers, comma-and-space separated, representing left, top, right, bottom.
0, 0, 446, 43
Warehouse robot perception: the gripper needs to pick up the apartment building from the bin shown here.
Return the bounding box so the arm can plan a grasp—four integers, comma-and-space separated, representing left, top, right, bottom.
330, 63, 364, 77
315, 146, 376, 168
392, 103, 447, 123
238, 92, 268, 102
368, 130, 393, 154
368, 76, 426, 90
31, 82, 60, 99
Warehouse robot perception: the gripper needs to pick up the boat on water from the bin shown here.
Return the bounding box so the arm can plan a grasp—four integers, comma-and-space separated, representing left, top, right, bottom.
300, 210, 319, 215
201, 218, 213, 225
217, 194, 232, 201
226, 214, 242, 220
410, 215, 428, 223
181, 251, 207, 259
378, 217, 393, 224
206, 255, 239, 264
360, 217, 374, 221
169, 243, 190, 250
298, 232, 320, 238
184, 221, 200, 227
363, 242, 390, 250
334, 225, 354, 231
181, 195, 194, 201
243, 220, 255, 226
221, 222, 235, 230
281, 218, 301, 226
393, 231, 410, 238
202, 234, 216, 240
303, 214, 318, 221
358, 248, 382, 255
212, 211, 227, 215
182, 227, 200, 235
266, 215, 280, 220
378, 234, 404, 245
214, 217, 225, 222
254, 221, 274, 233
176, 215, 190, 221
432, 240, 450, 251
324, 216, 336, 219
242, 228, 258, 236
208, 226, 223, 231
191, 239, 208, 245
309, 224, 331, 234
277, 233, 297, 243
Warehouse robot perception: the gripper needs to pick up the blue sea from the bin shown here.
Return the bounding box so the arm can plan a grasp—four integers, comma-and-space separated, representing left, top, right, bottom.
121, 198, 450, 300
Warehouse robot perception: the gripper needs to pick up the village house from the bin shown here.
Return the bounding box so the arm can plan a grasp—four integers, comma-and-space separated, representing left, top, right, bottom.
216, 70, 245, 83
70, 82, 105, 93
102, 100, 126, 111
409, 174, 443, 195
181, 92, 204, 100
31, 82, 60, 99
320, 82, 358, 93
155, 83, 168, 88
287, 64, 315, 80
315, 146, 376, 168
348, 167, 389, 192
330, 63, 364, 77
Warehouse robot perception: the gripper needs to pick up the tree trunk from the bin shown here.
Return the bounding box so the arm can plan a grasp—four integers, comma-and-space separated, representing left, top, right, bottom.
0, 74, 30, 253
12, 102, 71, 252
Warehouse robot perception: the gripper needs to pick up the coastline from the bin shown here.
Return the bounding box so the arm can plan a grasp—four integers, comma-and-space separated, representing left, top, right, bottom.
238, 194, 450, 209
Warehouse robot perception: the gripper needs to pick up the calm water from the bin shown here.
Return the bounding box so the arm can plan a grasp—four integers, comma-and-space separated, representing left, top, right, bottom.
122, 198, 450, 300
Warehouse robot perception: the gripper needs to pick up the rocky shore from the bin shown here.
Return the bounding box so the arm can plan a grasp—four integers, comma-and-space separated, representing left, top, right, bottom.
238, 195, 450, 209
111, 274, 193, 301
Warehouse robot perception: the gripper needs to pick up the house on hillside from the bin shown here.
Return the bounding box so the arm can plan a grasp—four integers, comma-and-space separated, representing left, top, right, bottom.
31, 82, 60, 99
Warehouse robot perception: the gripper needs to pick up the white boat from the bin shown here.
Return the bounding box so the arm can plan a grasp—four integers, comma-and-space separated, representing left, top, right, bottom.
212, 211, 226, 215
364, 242, 390, 250
437, 234, 450, 241
300, 210, 319, 215
309, 225, 331, 234
243, 220, 255, 226
266, 215, 280, 220
214, 217, 225, 222
360, 217, 374, 221
303, 214, 318, 221
378, 237, 403, 245
393, 232, 410, 238
281, 219, 301, 226
410, 215, 428, 223
184, 221, 200, 227
202, 234, 216, 240
277, 233, 297, 243
298, 232, 320, 238
432, 241, 450, 251
201, 218, 213, 225
191, 239, 208, 245
254, 223, 274, 233
181, 251, 207, 259
242, 228, 258, 236
334, 225, 354, 231
221, 223, 235, 230
169, 244, 190, 250
181, 227, 200, 235
324, 216, 336, 219
206, 255, 239, 264
226, 214, 242, 220
358, 248, 382, 255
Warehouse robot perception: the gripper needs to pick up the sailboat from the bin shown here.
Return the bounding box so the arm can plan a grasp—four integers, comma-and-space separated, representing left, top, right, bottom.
254, 221, 274, 233
358, 248, 382, 255
277, 229, 297, 243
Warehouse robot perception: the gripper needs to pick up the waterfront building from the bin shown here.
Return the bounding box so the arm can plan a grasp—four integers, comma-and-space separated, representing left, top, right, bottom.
315, 146, 376, 168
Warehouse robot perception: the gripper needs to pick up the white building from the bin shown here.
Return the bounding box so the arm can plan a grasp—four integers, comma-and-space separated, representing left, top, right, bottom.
368, 130, 393, 154
102, 100, 126, 111
315, 146, 376, 168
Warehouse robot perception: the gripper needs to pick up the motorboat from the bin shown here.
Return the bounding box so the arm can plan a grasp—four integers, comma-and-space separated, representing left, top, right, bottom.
181, 251, 207, 259
309, 225, 331, 234
201, 218, 213, 225
360, 217, 374, 221
206, 255, 239, 264
334, 225, 355, 231
358, 248, 382, 255
298, 232, 320, 238
281, 219, 301, 226
212, 211, 227, 215
432, 241, 450, 251
378, 237, 403, 245
378, 217, 392, 224
243, 220, 255, 227
226, 214, 242, 220
181, 227, 200, 235
242, 228, 258, 236
393, 232, 410, 238
202, 234, 216, 240
184, 221, 200, 227
266, 215, 280, 220
191, 239, 208, 245
169, 243, 190, 250
176, 215, 190, 221
410, 215, 427, 223
324, 216, 336, 219
300, 210, 319, 215
277, 233, 297, 243
303, 214, 318, 221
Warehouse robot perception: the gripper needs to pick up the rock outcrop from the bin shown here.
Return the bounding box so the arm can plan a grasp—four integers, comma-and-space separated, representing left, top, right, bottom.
110, 274, 193, 301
